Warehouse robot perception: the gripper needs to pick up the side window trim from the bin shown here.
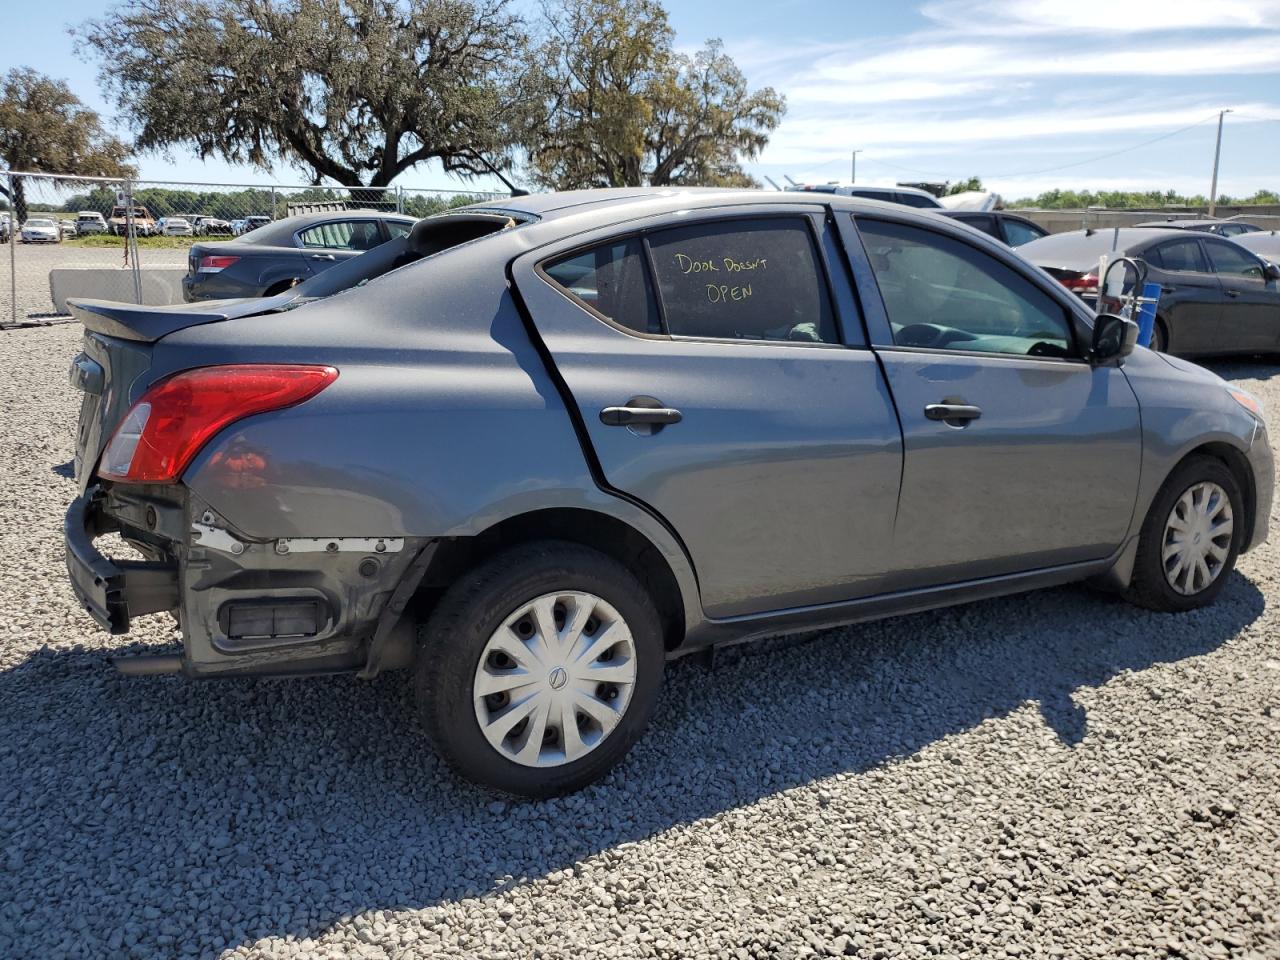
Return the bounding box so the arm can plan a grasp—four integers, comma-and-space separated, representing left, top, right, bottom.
852, 214, 1086, 362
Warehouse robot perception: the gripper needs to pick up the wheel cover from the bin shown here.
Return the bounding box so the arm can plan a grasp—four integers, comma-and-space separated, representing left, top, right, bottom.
1162, 481, 1233, 595
472, 591, 637, 768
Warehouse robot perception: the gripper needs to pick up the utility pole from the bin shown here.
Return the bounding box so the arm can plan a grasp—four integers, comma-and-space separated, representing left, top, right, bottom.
1208, 109, 1232, 217
851, 150, 863, 184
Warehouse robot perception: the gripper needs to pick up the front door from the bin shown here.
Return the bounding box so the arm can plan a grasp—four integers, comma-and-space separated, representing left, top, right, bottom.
1201, 237, 1280, 353
849, 215, 1142, 590
513, 208, 904, 618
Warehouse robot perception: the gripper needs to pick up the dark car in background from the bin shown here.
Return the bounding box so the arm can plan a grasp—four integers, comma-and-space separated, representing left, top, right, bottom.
1019, 227, 1280, 355
942, 210, 1048, 247
183, 210, 417, 301
1135, 218, 1262, 238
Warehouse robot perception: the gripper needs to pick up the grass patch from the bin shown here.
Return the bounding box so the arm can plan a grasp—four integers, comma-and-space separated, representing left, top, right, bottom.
64, 235, 234, 249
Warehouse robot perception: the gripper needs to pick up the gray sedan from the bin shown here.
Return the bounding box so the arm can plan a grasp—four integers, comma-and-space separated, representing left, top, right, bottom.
65, 189, 1273, 797
182, 210, 417, 301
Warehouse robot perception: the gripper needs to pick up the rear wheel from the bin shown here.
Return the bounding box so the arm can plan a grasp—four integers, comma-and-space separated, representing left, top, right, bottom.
1125, 456, 1243, 612
415, 541, 665, 797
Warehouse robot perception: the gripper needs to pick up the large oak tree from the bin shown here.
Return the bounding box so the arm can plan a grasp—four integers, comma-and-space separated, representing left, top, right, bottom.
527, 0, 784, 189
0, 68, 134, 222
78, 0, 536, 190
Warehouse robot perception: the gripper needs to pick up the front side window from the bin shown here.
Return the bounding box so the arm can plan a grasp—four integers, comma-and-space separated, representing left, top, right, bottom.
543, 238, 661, 335
1151, 238, 1209, 273
1203, 240, 1264, 279
646, 218, 838, 343
858, 219, 1074, 358
298, 220, 384, 251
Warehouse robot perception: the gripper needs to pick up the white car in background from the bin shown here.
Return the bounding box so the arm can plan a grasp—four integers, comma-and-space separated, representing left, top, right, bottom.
158, 217, 194, 237
785, 182, 944, 209
75, 211, 109, 236
20, 218, 61, 243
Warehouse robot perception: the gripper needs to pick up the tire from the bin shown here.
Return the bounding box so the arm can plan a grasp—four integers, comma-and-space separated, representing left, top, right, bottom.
1125, 456, 1244, 612
415, 541, 665, 797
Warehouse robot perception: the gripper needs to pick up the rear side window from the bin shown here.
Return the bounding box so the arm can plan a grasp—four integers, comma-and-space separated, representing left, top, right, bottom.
298, 220, 384, 251
1203, 240, 1264, 279
953, 214, 999, 238
646, 218, 838, 343
386, 220, 414, 239
859, 219, 1074, 358
1151, 239, 1209, 273
543, 238, 662, 335
1002, 218, 1046, 247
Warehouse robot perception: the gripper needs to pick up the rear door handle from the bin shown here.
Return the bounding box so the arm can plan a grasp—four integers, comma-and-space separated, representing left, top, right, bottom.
924, 403, 982, 425
600, 406, 683, 426
1225, 289, 1240, 298
309, 253, 336, 261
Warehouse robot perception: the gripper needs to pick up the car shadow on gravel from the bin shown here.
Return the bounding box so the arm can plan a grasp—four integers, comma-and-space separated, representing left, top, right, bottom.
1202, 358, 1280, 382
0, 573, 1263, 957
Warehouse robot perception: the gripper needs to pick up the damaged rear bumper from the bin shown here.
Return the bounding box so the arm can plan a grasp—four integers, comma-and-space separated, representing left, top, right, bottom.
64, 488, 179, 634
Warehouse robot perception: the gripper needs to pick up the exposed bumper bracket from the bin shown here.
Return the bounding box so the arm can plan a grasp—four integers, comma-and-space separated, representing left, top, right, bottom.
65, 489, 180, 635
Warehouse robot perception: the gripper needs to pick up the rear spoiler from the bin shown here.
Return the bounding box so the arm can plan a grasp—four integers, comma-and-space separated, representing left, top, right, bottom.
67, 294, 295, 343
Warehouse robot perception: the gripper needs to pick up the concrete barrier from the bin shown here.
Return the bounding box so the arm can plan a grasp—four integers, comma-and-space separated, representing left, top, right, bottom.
49, 268, 187, 314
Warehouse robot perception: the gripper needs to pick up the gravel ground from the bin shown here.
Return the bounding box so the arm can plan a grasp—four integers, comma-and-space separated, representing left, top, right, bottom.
0, 243, 188, 321
1, 323, 1278, 960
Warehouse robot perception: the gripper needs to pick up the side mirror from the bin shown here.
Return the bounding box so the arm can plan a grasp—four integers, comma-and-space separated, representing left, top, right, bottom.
1265, 262, 1280, 281
1091, 313, 1139, 365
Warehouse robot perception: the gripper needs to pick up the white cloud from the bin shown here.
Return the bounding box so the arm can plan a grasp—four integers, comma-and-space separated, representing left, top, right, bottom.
920, 0, 1280, 35
801, 35, 1280, 93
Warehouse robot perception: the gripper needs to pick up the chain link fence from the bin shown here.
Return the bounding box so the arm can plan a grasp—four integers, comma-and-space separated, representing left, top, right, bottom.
1, 172, 502, 328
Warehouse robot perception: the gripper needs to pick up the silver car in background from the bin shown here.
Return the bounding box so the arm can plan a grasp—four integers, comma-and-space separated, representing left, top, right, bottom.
64, 189, 1273, 797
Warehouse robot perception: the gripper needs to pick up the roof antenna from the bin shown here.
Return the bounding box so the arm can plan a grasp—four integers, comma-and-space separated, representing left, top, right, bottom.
468, 152, 530, 197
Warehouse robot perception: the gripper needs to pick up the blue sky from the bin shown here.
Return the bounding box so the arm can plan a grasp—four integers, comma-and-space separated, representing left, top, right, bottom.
11, 0, 1280, 199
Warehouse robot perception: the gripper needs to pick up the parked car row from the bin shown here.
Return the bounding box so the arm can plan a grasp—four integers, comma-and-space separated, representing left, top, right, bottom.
65, 188, 1273, 797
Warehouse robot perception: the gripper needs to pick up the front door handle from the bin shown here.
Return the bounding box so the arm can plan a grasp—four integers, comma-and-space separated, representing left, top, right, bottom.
310, 253, 336, 261
924, 403, 982, 425
1225, 289, 1240, 298
600, 406, 683, 427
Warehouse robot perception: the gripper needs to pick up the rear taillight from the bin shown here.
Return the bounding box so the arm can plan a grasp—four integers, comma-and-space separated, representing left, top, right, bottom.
198, 254, 240, 273
1058, 273, 1098, 296
98, 365, 338, 483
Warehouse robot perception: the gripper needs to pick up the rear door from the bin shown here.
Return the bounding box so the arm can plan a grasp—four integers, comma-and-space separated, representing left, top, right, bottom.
295, 218, 387, 276
1145, 237, 1225, 355
846, 214, 1141, 590
512, 206, 904, 618
1201, 237, 1280, 352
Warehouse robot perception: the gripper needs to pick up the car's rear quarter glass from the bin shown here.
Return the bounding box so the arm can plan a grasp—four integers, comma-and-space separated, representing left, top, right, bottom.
543, 238, 662, 334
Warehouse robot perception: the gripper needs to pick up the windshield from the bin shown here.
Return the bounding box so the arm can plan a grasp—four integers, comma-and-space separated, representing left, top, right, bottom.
27, 219, 54, 227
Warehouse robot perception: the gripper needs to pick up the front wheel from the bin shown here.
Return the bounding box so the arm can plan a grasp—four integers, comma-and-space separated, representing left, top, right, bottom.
415, 541, 665, 797
1125, 456, 1244, 612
